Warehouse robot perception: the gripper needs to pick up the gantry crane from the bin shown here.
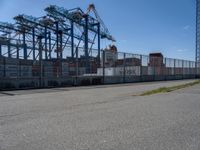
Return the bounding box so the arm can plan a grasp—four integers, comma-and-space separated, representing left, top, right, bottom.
0, 4, 116, 74
86, 4, 116, 42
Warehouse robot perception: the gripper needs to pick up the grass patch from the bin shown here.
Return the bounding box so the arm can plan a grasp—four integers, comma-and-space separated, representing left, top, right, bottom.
140, 80, 200, 96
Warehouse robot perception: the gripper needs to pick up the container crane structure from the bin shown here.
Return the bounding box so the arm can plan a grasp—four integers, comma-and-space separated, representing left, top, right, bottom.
0, 4, 115, 74
86, 4, 116, 42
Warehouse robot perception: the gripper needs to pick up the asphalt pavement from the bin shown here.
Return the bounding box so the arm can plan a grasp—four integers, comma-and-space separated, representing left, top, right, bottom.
0, 79, 200, 150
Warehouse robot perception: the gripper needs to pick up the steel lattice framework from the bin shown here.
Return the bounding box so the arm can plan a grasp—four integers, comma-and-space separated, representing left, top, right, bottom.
0, 5, 115, 72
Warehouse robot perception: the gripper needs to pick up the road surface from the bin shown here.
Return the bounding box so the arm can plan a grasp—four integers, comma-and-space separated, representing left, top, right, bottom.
0, 79, 200, 150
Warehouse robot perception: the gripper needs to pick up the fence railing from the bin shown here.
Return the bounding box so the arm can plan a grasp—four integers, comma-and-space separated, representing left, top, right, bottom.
0, 48, 200, 89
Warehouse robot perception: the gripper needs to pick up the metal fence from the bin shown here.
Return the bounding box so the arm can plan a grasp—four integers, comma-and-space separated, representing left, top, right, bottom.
0, 48, 200, 89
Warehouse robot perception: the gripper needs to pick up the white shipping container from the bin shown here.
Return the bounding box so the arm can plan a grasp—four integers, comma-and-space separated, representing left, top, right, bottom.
97, 66, 141, 76
124, 66, 140, 76
97, 68, 115, 76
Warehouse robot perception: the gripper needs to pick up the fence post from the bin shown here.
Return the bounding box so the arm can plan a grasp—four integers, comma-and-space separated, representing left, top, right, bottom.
19, 60, 21, 79
164, 58, 167, 80
140, 55, 143, 81
198, 63, 199, 77
76, 47, 79, 85
103, 50, 105, 84
174, 59, 176, 78
189, 61, 191, 77
3, 57, 5, 77
16, 45, 19, 59
196, 62, 198, 77
38, 36, 43, 88
0, 44, 1, 57
182, 60, 184, 79
153, 57, 156, 80
123, 53, 126, 83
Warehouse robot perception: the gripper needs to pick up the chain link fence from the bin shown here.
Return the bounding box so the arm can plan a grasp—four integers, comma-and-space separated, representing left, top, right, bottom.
0, 48, 200, 89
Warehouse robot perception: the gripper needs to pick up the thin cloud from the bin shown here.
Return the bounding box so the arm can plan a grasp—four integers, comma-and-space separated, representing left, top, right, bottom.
177, 49, 188, 52
121, 39, 127, 43
183, 25, 190, 30
0, 0, 5, 9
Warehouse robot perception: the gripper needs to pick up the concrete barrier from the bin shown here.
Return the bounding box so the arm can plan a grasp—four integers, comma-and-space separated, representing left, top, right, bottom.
0, 75, 199, 90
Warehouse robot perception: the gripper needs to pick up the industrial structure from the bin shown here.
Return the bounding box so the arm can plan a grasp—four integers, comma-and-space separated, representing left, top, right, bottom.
0, 4, 199, 90
0, 4, 114, 67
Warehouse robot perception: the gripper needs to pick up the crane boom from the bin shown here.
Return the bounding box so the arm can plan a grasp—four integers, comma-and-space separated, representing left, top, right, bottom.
86, 4, 116, 42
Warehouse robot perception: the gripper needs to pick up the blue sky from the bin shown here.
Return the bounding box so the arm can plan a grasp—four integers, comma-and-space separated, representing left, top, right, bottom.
0, 0, 196, 60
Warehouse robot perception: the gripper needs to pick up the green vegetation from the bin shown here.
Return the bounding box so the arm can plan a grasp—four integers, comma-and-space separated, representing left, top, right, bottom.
140, 80, 200, 96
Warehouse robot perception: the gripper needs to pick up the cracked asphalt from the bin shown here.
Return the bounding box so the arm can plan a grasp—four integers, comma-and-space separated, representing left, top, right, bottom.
0, 79, 200, 150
